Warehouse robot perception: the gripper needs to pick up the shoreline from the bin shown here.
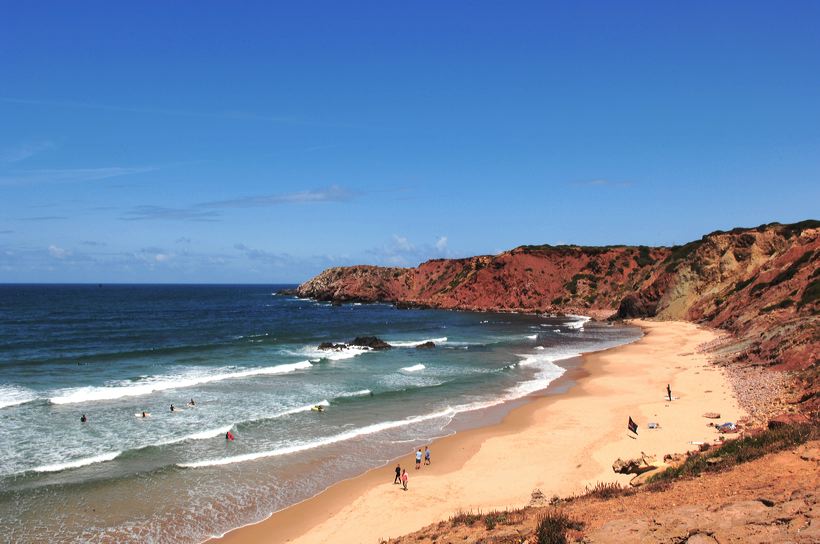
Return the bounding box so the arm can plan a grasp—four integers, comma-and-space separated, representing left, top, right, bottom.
211, 320, 746, 544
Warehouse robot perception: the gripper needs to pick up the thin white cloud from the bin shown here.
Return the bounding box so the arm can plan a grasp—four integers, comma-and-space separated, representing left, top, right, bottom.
121, 206, 220, 222
0, 166, 153, 186
0, 96, 300, 125
367, 234, 452, 266
571, 179, 634, 188
0, 141, 54, 163
48, 245, 71, 259
199, 185, 356, 208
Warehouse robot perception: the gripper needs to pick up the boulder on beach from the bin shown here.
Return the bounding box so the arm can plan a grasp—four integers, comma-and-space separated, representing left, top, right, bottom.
612, 453, 658, 475
350, 336, 392, 350
415, 341, 436, 349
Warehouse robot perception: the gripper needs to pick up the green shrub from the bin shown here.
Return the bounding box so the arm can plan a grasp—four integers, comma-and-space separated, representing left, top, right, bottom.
649, 421, 818, 483
535, 510, 583, 544
800, 278, 820, 308
760, 299, 793, 312
734, 276, 756, 293
450, 510, 482, 527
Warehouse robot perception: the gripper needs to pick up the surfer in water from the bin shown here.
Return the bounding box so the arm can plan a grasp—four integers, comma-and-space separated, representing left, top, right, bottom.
188, 398, 195, 407
142, 411, 147, 418
170, 404, 175, 412
80, 414, 87, 423
226, 431, 235, 441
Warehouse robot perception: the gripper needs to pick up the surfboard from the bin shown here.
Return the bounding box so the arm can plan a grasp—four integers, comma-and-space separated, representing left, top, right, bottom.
311, 406, 325, 412
134, 413, 151, 418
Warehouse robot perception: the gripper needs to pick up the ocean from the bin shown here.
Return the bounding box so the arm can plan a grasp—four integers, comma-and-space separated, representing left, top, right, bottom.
0, 284, 641, 543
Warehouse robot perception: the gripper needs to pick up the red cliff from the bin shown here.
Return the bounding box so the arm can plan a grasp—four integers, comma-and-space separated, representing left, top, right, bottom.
297, 221, 819, 411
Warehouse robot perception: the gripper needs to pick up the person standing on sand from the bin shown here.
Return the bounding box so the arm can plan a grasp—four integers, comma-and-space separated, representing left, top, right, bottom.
400, 469, 408, 490
394, 463, 401, 484
415, 448, 422, 469
667, 384, 672, 401
424, 446, 431, 465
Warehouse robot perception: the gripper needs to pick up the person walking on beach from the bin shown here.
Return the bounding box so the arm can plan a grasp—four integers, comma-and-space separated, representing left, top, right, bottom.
394, 463, 401, 484
415, 448, 422, 469
424, 446, 431, 465
400, 469, 408, 490
667, 384, 672, 401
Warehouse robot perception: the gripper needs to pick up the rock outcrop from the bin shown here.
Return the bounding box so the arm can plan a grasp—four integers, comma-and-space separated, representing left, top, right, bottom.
349, 336, 392, 350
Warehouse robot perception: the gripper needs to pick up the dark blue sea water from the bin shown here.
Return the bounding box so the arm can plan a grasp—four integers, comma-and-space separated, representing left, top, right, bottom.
0, 284, 641, 543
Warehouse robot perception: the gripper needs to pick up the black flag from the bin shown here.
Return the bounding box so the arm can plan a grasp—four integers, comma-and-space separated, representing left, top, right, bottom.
628, 416, 638, 434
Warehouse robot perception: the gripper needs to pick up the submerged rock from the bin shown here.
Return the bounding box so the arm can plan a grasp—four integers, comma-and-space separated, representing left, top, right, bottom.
415, 341, 436, 349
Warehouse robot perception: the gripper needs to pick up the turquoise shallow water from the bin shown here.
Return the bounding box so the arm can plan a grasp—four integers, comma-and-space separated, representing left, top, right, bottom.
0, 284, 641, 542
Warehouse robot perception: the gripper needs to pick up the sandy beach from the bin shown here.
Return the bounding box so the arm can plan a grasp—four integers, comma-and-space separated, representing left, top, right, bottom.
213, 320, 746, 544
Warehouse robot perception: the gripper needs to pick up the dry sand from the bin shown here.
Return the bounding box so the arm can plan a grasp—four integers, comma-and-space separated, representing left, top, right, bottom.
212, 320, 745, 544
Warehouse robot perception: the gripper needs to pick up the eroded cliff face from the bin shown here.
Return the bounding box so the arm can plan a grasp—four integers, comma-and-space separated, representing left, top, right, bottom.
297, 221, 819, 406
298, 245, 670, 315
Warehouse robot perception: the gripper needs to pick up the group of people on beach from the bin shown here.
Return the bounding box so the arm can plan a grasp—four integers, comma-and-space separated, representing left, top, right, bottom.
393, 446, 431, 490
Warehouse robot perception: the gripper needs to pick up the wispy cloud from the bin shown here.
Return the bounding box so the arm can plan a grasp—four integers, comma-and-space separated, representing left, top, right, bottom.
199, 185, 357, 208
570, 179, 634, 188
81, 240, 107, 247
233, 243, 290, 265
175, 237, 192, 244
121, 205, 220, 222
18, 216, 68, 221
0, 230, 14, 234
0, 96, 299, 125
0, 166, 154, 187
0, 141, 54, 163
367, 234, 452, 266
48, 245, 71, 259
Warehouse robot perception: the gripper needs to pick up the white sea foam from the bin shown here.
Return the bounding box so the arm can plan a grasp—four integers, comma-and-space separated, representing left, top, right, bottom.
49, 361, 313, 405
32, 451, 122, 473
534, 346, 545, 350
159, 425, 236, 446
178, 407, 457, 469
386, 337, 447, 347
294, 345, 371, 361
564, 315, 591, 330
526, 334, 538, 339
400, 364, 426, 372
0, 384, 38, 409
280, 399, 329, 416
337, 389, 372, 398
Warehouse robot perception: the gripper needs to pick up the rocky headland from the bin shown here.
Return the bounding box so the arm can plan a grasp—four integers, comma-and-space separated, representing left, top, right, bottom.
297, 220, 819, 417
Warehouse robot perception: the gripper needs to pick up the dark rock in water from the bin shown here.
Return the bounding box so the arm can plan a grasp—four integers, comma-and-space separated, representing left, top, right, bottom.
331, 300, 342, 307
318, 342, 347, 351
350, 336, 392, 350
277, 288, 299, 296
415, 341, 436, 349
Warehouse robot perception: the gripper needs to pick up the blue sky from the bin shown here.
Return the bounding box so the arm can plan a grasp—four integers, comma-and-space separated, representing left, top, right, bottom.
1, 1, 818, 283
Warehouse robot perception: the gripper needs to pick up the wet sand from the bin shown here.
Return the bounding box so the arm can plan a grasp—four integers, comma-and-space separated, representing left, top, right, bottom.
211, 320, 745, 544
